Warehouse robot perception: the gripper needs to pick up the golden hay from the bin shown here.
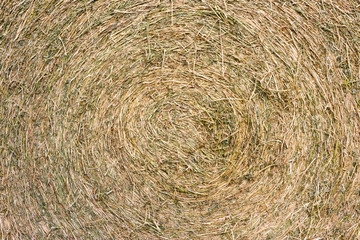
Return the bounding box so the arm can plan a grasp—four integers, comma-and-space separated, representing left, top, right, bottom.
1, 0, 360, 239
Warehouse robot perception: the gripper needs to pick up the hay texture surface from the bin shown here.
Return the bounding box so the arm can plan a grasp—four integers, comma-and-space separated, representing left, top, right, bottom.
1, 0, 360, 239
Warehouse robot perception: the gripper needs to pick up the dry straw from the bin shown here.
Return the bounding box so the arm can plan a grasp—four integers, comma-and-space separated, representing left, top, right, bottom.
1, 0, 360, 239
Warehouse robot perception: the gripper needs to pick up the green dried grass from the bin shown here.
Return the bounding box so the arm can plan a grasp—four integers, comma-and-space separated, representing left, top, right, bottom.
1, 0, 360, 239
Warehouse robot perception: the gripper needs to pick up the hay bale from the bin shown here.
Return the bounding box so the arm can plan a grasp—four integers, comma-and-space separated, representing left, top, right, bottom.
1, 0, 360, 239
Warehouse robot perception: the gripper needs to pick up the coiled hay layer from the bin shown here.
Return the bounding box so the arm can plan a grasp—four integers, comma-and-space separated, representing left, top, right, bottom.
1, 0, 360, 239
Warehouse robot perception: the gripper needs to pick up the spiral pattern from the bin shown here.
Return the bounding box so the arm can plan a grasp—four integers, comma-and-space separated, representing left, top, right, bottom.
1, 0, 360, 239
115, 71, 245, 198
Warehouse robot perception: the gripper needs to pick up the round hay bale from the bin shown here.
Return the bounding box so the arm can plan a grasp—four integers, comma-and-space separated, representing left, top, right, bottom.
1, 0, 360, 239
